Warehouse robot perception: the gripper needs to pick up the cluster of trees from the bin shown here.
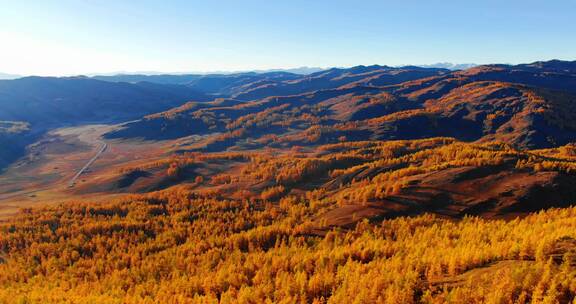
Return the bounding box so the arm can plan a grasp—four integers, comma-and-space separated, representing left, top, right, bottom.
212, 138, 576, 207
528, 88, 576, 131
199, 102, 336, 150
210, 173, 234, 185
2, 186, 576, 303
260, 185, 286, 201
276, 125, 352, 145
225, 104, 292, 130
516, 147, 576, 173
323, 140, 576, 205
243, 155, 325, 186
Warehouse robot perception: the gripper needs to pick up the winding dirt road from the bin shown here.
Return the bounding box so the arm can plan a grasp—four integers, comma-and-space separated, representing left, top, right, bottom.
68, 142, 108, 188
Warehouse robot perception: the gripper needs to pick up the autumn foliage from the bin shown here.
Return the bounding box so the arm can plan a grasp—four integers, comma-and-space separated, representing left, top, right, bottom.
2, 138, 576, 303
1, 187, 576, 303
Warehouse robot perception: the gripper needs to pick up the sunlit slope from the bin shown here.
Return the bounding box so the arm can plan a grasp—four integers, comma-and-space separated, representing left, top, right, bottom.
68, 138, 576, 221
1, 183, 576, 303
106, 60, 576, 150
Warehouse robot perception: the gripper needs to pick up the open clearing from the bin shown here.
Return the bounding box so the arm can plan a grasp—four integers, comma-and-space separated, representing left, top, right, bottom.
0, 124, 171, 219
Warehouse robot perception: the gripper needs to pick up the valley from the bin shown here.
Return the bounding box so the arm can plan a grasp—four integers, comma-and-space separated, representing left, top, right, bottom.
1, 60, 576, 303
0, 124, 172, 218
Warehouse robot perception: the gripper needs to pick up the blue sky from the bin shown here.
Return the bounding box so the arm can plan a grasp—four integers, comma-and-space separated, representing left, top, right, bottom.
0, 0, 574, 75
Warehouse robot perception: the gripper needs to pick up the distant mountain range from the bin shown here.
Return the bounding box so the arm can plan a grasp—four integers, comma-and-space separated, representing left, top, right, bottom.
417, 62, 478, 70
90, 68, 324, 86
0, 72, 21, 80
1, 59, 576, 172
90, 66, 324, 77
1, 64, 474, 82
250, 67, 325, 75
90, 65, 469, 84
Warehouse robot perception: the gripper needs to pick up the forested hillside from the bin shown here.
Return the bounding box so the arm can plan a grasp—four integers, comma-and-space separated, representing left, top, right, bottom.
2, 61, 576, 303
2, 182, 576, 303
2, 138, 576, 302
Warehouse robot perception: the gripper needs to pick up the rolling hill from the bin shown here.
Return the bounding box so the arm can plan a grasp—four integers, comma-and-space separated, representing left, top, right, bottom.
106, 60, 576, 150
2, 60, 576, 303
2, 138, 576, 303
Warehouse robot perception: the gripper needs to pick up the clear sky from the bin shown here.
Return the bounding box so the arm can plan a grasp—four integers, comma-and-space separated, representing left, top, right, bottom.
0, 0, 575, 76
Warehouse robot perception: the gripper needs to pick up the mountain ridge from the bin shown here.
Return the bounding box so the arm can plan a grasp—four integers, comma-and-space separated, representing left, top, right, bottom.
104, 60, 576, 151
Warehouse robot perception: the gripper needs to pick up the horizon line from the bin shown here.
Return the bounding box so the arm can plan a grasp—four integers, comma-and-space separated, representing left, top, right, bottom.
2, 58, 575, 78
